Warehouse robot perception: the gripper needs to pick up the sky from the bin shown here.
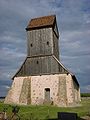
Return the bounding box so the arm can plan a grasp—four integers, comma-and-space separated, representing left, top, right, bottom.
0, 0, 90, 96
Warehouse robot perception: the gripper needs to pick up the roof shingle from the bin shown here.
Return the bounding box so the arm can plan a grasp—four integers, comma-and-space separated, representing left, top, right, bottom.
26, 15, 56, 30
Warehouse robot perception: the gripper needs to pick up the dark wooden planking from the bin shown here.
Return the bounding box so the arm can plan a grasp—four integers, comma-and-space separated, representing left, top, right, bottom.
15, 55, 69, 77
53, 31, 59, 60
53, 22, 59, 38
27, 28, 53, 57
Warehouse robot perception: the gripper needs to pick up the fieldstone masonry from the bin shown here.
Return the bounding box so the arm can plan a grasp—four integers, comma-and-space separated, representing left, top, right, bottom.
5, 74, 80, 106
19, 77, 31, 104
66, 74, 75, 104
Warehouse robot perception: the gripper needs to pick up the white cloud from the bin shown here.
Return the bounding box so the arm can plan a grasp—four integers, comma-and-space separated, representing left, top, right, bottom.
86, 85, 90, 91
0, 0, 90, 95
3, 85, 10, 89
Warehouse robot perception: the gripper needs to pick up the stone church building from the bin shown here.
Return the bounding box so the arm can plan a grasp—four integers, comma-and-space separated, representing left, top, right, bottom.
5, 15, 81, 106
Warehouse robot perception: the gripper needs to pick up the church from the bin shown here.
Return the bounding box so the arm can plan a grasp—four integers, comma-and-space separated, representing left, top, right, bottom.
5, 15, 81, 106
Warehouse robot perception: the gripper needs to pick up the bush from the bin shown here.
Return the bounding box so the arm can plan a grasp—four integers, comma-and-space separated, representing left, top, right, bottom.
81, 93, 90, 97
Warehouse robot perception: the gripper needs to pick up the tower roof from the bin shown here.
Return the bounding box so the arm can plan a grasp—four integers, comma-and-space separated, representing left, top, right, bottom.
26, 15, 56, 30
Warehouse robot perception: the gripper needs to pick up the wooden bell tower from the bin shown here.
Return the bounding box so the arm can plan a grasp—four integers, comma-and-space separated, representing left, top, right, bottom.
13, 15, 68, 78
26, 15, 59, 59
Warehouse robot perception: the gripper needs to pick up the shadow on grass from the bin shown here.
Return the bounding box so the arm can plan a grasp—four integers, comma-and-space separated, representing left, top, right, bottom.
48, 119, 57, 120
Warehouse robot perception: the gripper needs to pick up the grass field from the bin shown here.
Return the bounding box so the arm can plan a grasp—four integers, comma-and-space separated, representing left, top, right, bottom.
0, 99, 90, 120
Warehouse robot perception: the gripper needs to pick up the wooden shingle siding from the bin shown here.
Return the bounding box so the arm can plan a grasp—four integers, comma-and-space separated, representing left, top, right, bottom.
15, 55, 69, 77
27, 28, 53, 57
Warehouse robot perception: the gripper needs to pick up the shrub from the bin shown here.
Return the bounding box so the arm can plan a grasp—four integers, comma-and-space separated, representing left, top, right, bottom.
81, 93, 90, 97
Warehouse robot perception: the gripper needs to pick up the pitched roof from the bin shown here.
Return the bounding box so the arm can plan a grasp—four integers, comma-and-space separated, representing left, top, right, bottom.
26, 15, 56, 30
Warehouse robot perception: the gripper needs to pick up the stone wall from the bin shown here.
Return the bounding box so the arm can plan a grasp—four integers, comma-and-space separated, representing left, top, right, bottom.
5, 74, 80, 106
31, 75, 59, 105
4, 77, 24, 104
58, 75, 67, 106
66, 74, 75, 104
4, 77, 31, 105
73, 80, 81, 102
19, 77, 31, 105
66, 74, 81, 105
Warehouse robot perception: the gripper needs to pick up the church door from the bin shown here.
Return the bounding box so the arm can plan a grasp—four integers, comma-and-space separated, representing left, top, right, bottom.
45, 88, 50, 102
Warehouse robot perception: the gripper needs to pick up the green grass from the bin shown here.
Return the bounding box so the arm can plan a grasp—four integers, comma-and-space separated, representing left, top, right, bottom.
0, 99, 90, 120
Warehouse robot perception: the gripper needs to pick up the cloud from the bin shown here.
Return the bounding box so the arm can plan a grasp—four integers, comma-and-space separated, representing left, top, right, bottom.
86, 85, 90, 91
0, 84, 11, 96
0, 79, 12, 96
80, 84, 90, 93
0, 0, 90, 95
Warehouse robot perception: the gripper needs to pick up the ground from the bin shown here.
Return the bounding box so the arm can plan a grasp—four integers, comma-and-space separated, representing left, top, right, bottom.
0, 98, 90, 120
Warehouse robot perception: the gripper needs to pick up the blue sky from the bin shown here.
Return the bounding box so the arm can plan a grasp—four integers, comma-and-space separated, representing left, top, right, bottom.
0, 0, 90, 96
